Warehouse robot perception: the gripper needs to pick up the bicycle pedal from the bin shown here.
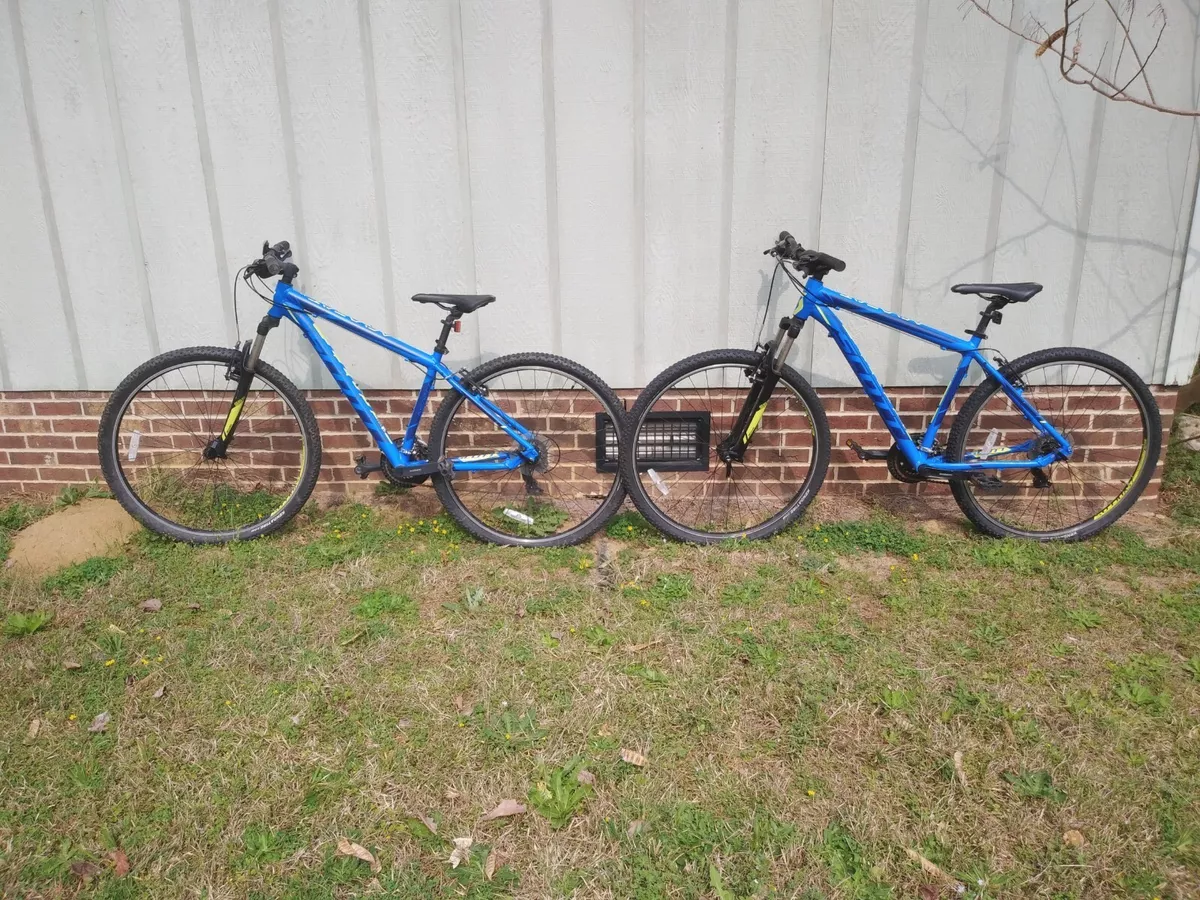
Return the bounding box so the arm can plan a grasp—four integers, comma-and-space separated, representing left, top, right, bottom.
846, 439, 889, 461
353, 455, 383, 479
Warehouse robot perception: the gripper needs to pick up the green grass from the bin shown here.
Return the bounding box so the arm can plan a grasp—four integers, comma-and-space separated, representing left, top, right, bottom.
1, 499, 1198, 898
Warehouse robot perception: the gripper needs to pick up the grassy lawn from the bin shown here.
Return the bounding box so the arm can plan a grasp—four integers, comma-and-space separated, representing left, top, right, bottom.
1, 491, 1199, 899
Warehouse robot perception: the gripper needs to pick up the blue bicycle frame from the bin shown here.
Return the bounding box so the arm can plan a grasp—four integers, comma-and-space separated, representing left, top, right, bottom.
793, 279, 1072, 475
260, 281, 539, 474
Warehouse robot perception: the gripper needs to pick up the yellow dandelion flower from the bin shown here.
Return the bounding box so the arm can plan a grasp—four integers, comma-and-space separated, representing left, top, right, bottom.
69, 713, 78, 721
225, 700, 232, 706
156, 655, 163, 662
140, 658, 149, 666
911, 553, 919, 561
104, 659, 115, 667
806, 789, 815, 797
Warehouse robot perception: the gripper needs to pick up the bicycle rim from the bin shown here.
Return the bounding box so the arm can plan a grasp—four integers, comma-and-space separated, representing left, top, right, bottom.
111, 361, 310, 536
953, 360, 1154, 537
435, 364, 621, 543
631, 361, 823, 539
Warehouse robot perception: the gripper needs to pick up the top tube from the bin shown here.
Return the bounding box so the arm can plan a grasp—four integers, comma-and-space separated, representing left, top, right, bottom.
270, 281, 449, 374
800, 279, 980, 353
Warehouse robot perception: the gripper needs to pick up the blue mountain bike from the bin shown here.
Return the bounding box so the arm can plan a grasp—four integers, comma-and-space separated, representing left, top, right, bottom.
619, 231, 1161, 543
99, 241, 626, 546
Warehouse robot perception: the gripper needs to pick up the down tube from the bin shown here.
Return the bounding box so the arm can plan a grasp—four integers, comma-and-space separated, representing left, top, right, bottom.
288, 311, 405, 467
810, 307, 917, 454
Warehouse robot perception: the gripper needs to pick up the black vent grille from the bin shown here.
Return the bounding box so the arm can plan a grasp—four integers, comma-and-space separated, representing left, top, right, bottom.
595, 412, 710, 473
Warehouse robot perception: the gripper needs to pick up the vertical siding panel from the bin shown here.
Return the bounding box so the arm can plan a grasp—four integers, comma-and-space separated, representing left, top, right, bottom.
726, 0, 829, 355
813, 0, 919, 387
551, 0, 638, 385
19, 0, 151, 388
459, 0, 554, 357
896, 1, 1008, 384
188, 0, 306, 383
368, 0, 475, 385
0, 0, 77, 389
105, 0, 227, 351
989, 2, 1101, 363
642, 0, 729, 376
1073, 0, 1200, 374
277, 0, 390, 386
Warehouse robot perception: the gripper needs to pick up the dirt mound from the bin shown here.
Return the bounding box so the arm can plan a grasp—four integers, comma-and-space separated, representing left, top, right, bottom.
6, 499, 140, 575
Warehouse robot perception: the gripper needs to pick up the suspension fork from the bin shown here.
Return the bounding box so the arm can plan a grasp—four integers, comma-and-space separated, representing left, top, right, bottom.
204, 314, 280, 459
718, 318, 803, 463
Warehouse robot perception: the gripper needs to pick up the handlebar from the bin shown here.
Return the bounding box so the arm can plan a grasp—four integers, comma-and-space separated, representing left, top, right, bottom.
764, 230, 845, 278
247, 240, 299, 285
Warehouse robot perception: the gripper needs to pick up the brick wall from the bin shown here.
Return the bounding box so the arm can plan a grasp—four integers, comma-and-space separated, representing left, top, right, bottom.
0, 386, 1176, 503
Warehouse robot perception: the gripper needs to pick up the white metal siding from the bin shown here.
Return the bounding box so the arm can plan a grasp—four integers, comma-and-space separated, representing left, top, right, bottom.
1, 0, 1198, 390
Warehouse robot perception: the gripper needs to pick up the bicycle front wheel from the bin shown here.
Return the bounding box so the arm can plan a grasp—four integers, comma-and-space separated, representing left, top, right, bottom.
98, 347, 321, 543
946, 347, 1161, 541
620, 349, 830, 543
429, 353, 626, 547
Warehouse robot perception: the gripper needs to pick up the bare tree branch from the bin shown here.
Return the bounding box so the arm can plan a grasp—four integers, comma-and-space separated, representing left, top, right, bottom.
964, 0, 1198, 117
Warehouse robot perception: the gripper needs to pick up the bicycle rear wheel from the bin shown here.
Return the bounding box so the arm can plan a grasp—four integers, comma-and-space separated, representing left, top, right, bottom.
619, 349, 830, 543
429, 353, 626, 547
946, 346, 1160, 541
98, 347, 321, 543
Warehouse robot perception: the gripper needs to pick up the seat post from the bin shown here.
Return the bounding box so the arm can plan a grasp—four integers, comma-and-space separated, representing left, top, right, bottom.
966, 299, 1006, 340
433, 310, 462, 356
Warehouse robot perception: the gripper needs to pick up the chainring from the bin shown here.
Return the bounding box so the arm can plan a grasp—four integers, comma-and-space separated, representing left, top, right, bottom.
382, 439, 430, 487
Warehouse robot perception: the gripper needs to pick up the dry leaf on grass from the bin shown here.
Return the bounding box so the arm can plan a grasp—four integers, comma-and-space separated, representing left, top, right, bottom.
26, 718, 40, 741
88, 712, 110, 733
186, 603, 201, 611
1063, 829, 1086, 848
627, 819, 646, 838
904, 848, 964, 892
620, 747, 647, 767
448, 836, 473, 869
152, 685, 166, 700
576, 769, 596, 786
952, 750, 968, 788
111, 849, 130, 877
484, 848, 497, 881
63, 660, 82, 671
417, 813, 438, 834
482, 799, 526, 821
918, 886, 939, 900
139, 598, 162, 612
336, 837, 380, 873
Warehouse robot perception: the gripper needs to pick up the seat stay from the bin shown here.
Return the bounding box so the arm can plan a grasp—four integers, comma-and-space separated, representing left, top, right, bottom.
270, 282, 538, 472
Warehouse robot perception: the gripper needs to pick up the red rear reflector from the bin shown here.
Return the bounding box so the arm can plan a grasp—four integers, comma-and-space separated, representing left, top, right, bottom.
453, 321, 462, 332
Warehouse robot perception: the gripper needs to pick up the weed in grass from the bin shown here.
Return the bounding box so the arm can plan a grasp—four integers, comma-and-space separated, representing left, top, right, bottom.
528, 756, 592, 828
623, 662, 670, 686
581, 624, 615, 647
819, 821, 893, 900
443, 586, 486, 614
1002, 769, 1066, 803
446, 843, 520, 896
42, 556, 124, 597
877, 687, 914, 712
1185, 656, 1200, 680
3, 609, 54, 637
648, 573, 692, 605
478, 708, 547, 751
238, 825, 303, 868
798, 518, 925, 556
607, 510, 656, 540
1065, 608, 1104, 630
720, 576, 765, 607
971, 621, 1006, 647
350, 589, 416, 620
